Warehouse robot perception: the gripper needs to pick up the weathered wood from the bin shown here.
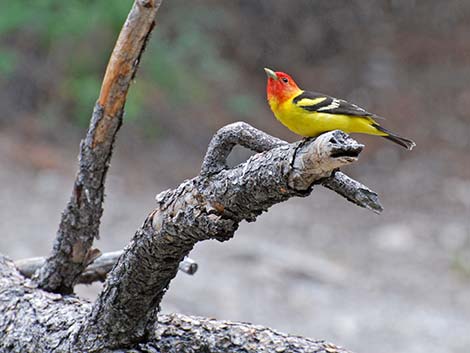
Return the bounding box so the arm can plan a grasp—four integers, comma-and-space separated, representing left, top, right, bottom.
147, 313, 351, 353
16, 252, 198, 284
322, 171, 383, 213
202, 122, 382, 212
200, 121, 288, 176
1, 118, 377, 352
35, 0, 163, 294
69, 125, 371, 350
95, 0, 162, 145
0, 255, 352, 353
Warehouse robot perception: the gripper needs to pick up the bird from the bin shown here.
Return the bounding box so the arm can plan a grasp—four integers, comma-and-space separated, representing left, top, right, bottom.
264, 68, 415, 150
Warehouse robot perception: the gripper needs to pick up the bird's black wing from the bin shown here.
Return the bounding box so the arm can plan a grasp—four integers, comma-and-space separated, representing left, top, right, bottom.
293, 91, 383, 119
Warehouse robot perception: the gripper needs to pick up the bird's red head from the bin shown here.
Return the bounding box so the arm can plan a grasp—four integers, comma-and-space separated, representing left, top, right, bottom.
264, 68, 301, 105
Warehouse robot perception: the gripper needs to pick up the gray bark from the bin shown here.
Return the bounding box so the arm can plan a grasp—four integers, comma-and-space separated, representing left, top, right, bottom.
72, 126, 365, 350
1, 256, 351, 353
322, 171, 383, 213
34, 104, 119, 294
35, 0, 163, 294
16, 252, 197, 285
1, 124, 368, 352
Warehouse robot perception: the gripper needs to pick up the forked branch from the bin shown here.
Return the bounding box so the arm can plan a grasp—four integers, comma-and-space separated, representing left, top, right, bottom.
73, 123, 378, 350
1, 123, 375, 352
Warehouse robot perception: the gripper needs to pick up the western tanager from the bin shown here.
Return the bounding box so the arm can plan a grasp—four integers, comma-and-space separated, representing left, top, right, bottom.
264, 68, 415, 150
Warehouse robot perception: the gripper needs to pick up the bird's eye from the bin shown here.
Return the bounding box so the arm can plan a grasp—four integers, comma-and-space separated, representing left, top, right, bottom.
281, 77, 289, 83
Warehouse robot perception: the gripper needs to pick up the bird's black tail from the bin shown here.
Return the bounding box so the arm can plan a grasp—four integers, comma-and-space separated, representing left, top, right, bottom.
373, 124, 416, 150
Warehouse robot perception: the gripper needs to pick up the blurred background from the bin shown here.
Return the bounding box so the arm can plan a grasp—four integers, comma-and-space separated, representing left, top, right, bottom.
1, 1, 470, 352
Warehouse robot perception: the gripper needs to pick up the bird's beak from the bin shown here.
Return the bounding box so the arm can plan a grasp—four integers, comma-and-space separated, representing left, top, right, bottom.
264, 67, 278, 80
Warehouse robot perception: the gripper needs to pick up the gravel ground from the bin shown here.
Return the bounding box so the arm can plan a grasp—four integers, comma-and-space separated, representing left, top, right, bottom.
1, 130, 469, 353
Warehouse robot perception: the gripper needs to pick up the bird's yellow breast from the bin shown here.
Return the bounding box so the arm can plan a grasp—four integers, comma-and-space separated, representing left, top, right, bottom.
270, 96, 382, 137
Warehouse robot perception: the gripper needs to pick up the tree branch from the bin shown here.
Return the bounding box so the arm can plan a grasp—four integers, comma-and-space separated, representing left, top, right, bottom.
322, 171, 383, 213
200, 121, 288, 176
35, 0, 163, 294
15, 252, 198, 285
0, 255, 352, 353
72, 124, 372, 350
202, 122, 382, 212
146, 313, 351, 353
1, 124, 376, 352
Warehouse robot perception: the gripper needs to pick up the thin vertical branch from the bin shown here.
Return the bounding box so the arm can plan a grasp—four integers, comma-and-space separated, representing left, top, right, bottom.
36, 0, 163, 294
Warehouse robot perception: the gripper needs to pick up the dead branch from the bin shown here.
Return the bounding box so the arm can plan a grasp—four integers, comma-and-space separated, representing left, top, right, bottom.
15, 253, 198, 284
322, 171, 383, 213
35, 0, 163, 294
68, 123, 376, 350
0, 255, 351, 353
201, 122, 382, 213
200, 121, 288, 176
1, 123, 371, 352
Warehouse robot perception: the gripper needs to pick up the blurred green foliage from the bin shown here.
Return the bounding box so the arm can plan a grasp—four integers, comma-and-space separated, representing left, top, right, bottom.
0, 50, 16, 74
226, 94, 260, 118
3, 0, 468, 150
0, 0, 238, 131
0, 1, 130, 41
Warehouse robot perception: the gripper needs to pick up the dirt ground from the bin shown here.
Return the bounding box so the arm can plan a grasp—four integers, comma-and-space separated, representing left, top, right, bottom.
1, 126, 469, 353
